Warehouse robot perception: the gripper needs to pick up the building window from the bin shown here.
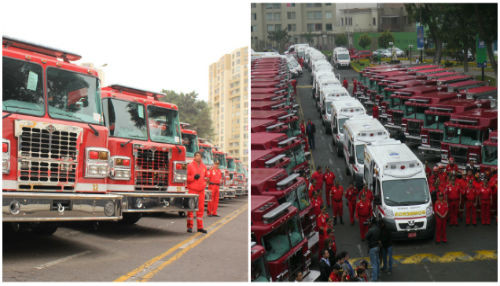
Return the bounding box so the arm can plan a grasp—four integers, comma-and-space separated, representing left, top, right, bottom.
287, 11, 296, 19
306, 3, 322, 8
315, 23, 322, 31
288, 24, 296, 32
265, 3, 280, 9
307, 24, 314, 32
275, 24, 281, 31
307, 11, 322, 20
252, 13, 257, 20
325, 3, 332, 5
350, 17, 352, 26
373, 17, 376, 25
267, 24, 274, 32
326, 23, 332, 31
266, 13, 273, 21
325, 12, 333, 19
274, 13, 281, 21
341, 18, 343, 26
251, 3, 256, 8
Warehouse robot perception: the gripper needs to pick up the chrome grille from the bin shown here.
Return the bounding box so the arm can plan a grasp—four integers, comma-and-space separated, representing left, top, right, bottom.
17, 126, 78, 190
429, 131, 443, 148
134, 148, 170, 191
408, 121, 421, 136
450, 146, 468, 164
393, 112, 403, 125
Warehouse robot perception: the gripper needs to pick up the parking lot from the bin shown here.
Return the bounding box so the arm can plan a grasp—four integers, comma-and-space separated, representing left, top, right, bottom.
3, 197, 248, 282
297, 66, 497, 282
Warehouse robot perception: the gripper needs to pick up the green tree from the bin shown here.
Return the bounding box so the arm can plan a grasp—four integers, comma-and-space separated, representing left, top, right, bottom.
267, 28, 289, 53
160, 90, 214, 140
474, 3, 497, 73
334, 33, 348, 47
358, 34, 372, 50
302, 32, 315, 46
378, 30, 395, 49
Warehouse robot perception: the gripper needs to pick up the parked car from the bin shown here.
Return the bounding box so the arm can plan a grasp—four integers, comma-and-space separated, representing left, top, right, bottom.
373, 49, 391, 58
353, 50, 372, 60
393, 47, 405, 57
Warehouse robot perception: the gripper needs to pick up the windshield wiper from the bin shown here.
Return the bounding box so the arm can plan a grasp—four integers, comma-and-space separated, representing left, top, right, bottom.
121, 138, 133, 147
87, 123, 99, 136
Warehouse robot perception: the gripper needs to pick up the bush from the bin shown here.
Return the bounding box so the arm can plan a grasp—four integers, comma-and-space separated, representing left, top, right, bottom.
425, 48, 435, 57
444, 61, 454, 68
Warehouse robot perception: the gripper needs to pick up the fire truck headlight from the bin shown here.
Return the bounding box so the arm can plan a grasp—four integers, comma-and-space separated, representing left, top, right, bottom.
89, 165, 98, 175
172, 161, 187, 183
99, 166, 108, 176
426, 204, 433, 217
104, 201, 115, 217
2, 139, 10, 174
85, 147, 110, 178
109, 156, 131, 180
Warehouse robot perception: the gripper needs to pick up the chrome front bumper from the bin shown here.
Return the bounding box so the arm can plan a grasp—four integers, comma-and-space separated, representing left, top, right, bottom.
114, 192, 199, 213
3, 192, 123, 222
418, 144, 442, 156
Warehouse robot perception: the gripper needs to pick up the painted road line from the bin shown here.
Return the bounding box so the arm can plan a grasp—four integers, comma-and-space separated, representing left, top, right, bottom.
137, 205, 248, 282
114, 205, 246, 282
348, 250, 497, 266
297, 85, 313, 88
35, 250, 91, 270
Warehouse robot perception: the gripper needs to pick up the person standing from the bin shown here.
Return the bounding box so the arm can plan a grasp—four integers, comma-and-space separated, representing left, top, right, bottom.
372, 105, 379, 119
345, 183, 358, 225
331, 181, 344, 225
434, 193, 449, 243
446, 157, 459, 174
358, 184, 374, 204
323, 167, 336, 207
356, 193, 372, 240
446, 177, 460, 226
319, 250, 332, 282
339, 251, 355, 279
352, 79, 358, 95
306, 119, 316, 150
464, 180, 478, 226
311, 166, 324, 198
206, 159, 222, 217
308, 178, 316, 199
479, 180, 492, 225
317, 207, 328, 252
312, 191, 323, 217
300, 120, 306, 136
365, 218, 381, 281
343, 78, 349, 90
186, 152, 207, 233
380, 220, 393, 274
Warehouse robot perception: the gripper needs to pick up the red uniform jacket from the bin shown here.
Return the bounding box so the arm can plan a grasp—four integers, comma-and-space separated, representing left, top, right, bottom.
343, 79, 348, 89
358, 188, 373, 202
300, 123, 306, 135
331, 186, 344, 202
308, 184, 316, 199
356, 199, 372, 217
479, 186, 491, 202
345, 187, 358, 202
324, 171, 336, 186
465, 187, 477, 201
372, 105, 379, 118
446, 184, 460, 200
311, 171, 324, 190
317, 213, 327, 230
187, 161, 207, 191
206, 168, 222, 184
488, 174, 497, 195
446, 164, 459, 174
434, 200, 448, 217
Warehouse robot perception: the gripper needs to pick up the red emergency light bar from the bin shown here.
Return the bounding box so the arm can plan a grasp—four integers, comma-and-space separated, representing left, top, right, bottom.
109, 84, 165, 100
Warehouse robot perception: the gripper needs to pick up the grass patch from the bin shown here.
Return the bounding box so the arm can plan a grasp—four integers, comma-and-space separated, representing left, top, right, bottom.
475, 75, 497, 87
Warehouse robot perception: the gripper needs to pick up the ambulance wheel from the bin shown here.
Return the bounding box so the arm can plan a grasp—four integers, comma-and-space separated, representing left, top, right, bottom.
121, 213, 142, 225
178, 211, 186, 217
32, 222, 58, 236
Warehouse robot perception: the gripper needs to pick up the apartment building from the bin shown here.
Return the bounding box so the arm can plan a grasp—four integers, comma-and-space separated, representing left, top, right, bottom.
208, 47, 249, 166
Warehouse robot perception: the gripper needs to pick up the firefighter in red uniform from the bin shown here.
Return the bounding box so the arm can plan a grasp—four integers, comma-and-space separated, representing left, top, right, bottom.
300, 120, 306, 136
464, 180, 478, 226
343, 78, 349, 90
438, 166, 448, 186
429, 166, 439, 203
356, 193, 372, 240
323, 167, 336, 207
312, 191, 323, 216
317, 207, 328, 252
456, 171, 467, 220
358, 184, 374, 204
291, 79, 297, 95
488, 170, 497, 220
311, 166, 324, 196
446, 177, 460, 226
345, 183, 358, 225
479, 180, 492, 225
308, 178, 316, 199
353, 79, 358, 95
446, 157, 459, 174
372, 105, 379, 119
206, 159, 222, 217
186, 152, 207, 233
331, 181, 344, 225
434, 193, 449, 243
299, 57, 304, 67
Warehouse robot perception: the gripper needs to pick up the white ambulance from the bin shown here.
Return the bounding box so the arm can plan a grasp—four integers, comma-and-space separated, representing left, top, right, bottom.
364, 139, 435, 240
319, 86, 350, 133
314, 75, 340, 103
343, 116, 389, 187
330, 99, 366, 156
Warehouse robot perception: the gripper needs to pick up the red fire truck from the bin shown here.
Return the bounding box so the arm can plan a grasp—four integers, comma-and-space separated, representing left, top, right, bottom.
251, 110, 302, 140
419, 98, 489, 157
251, 149, 291, 171
2, 37, 123, 233
480, 131, 497, 173
252, 168, 319, 256
226, 155, 242, 196
235, 159, 248, 195
251, 195, 314, 282
251, 119, 290, 135
101, 85, 198, 223
461, 86, 498, 108
440, 108, 497, 168
446, 80, 486, 93
213, 148, 234, 198
252, 132, 309, 175
180, 123, 198, 164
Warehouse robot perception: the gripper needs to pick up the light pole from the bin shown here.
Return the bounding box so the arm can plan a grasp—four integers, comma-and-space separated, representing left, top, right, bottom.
408, 44, 413, 64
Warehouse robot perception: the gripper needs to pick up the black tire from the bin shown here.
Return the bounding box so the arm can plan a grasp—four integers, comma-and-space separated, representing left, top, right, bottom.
121, 213, 142, 225
32, 222, 58, 236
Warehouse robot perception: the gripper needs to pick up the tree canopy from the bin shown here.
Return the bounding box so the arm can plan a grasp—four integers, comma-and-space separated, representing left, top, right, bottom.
334, 34, 348, 47
378, 30, 395, 49
160, 90, 214, 140
358, 34, 372, 50
267, 28, 290, 53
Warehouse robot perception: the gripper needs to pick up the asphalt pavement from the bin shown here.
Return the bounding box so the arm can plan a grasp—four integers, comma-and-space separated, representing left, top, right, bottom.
296, 65, 497, 282
3, 197, 248, 282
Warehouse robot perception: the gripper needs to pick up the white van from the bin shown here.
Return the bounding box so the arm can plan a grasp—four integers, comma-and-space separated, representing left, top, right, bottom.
333, 47, 351, 69
312, 69, 335, 94
330, 99, 366, 156
315, 76, 341, 103
343, 116, 389, 187
319, 86, 351, 133
364, 139, 434, 240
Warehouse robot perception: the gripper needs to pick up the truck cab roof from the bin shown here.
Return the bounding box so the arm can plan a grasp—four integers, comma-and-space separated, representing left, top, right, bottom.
393, 85, 438, 97
251, 132, 289, 149
101, 85, 178, 111
251, 109, 289, 120
446, 108, 497, 129
331, 99, 366, 118
344, 116, 389, 143
251, 168, 288, 188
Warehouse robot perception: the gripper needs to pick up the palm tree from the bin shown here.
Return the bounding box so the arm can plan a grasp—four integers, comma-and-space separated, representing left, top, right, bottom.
267, 28, 290, 53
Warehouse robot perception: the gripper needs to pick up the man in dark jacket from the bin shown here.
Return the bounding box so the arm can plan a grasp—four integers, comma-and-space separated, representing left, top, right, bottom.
306, 119, 316, 150
380, 220, 393, 274
365, 218, 381, 281
318, 249, 332, 281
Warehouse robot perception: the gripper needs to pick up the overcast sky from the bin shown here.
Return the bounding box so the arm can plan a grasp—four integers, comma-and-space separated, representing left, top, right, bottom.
1, 0, 249, 101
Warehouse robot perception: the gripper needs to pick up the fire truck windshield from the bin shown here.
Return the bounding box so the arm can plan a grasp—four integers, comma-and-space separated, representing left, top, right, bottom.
482, 145, 497, 165
3, 57, 45, 116
214, 153, 227, 168
200, 146, 214, 166
262, 215, 303, 261
444, 126, 481, 145
227, 158, 236, 171
405, 105, 426, 119
295, 182, 310, 211
47, 67, 102, 124
289, 120, 300, 136
103, 98, 147, 140
424, 114, 449, 129
382, 178, 430, 206
147, 106, 181, 145
182, 133, 199, 158
355, 144, 365, 164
